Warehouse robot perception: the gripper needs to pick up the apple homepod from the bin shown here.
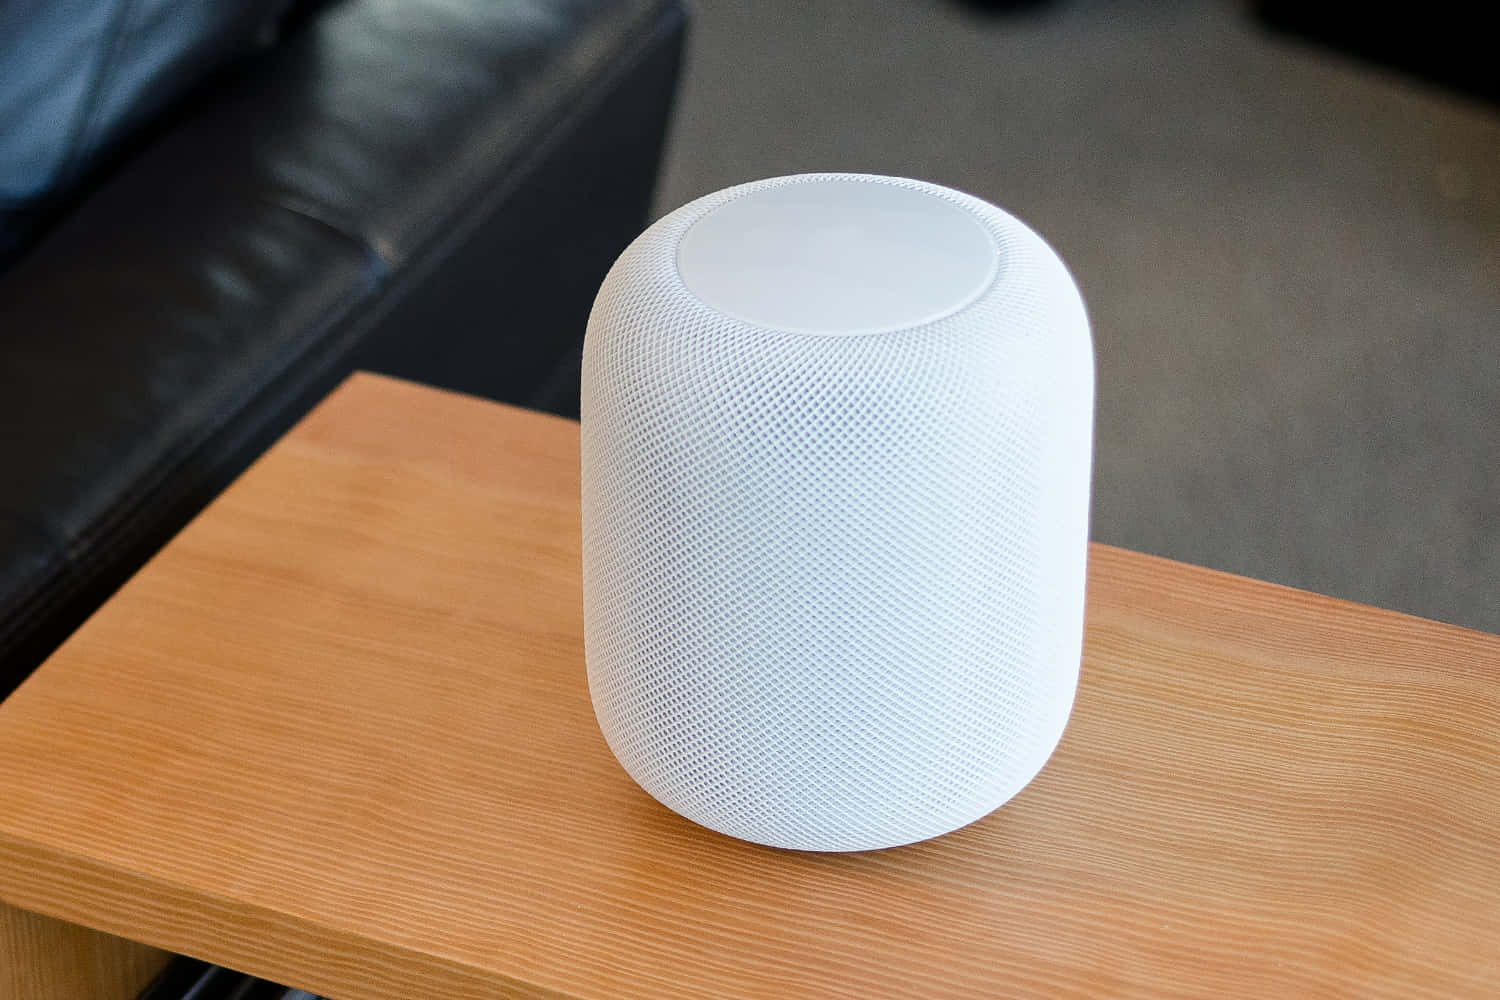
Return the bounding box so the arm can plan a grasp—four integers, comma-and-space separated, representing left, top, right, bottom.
581, 173, 1093, 852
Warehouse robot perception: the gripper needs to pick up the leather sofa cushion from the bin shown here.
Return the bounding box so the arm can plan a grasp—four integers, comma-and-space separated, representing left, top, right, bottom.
0, 0, 290, 267
0, 0, 684, 696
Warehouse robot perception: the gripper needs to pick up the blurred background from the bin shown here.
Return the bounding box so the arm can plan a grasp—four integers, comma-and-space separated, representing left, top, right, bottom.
656, 0, 1499, 633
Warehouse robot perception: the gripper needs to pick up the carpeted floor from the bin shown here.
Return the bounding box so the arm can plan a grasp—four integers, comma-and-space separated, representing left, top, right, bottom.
654, 0, 1500, 633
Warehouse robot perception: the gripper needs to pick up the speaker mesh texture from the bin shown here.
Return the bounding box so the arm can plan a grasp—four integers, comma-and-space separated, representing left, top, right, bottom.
581, 174, 1093, 851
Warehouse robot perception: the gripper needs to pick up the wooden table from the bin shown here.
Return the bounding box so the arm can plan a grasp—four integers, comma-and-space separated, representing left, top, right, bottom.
1, 373, 1497, 1000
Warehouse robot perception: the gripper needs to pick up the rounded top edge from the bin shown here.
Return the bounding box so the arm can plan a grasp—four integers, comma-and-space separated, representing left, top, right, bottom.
672, 174, 1003, 337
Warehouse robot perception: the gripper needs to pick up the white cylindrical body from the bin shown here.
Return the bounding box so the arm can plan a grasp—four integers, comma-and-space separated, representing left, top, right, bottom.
581, 174, 1093, 851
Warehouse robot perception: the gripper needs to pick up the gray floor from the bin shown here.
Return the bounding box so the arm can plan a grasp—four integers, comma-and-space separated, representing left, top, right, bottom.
655, 0, 1500, 634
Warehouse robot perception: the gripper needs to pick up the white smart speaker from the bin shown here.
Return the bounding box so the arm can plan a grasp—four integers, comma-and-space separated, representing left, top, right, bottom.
580, 173, 1093, 852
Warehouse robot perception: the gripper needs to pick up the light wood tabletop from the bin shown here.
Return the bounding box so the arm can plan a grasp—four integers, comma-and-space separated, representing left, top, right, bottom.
0, 372, 1497, 1000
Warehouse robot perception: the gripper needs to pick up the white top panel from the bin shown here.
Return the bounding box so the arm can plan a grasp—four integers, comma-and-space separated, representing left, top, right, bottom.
675, 177, 999, 336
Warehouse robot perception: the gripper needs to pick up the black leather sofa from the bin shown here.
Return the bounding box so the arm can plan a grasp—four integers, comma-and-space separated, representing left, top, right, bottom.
0, 0, 686, 698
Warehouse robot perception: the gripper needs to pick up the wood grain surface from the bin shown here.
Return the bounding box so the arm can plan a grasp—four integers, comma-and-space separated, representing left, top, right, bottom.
1, 899, 167, 1000
0, 372, 1496, 999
